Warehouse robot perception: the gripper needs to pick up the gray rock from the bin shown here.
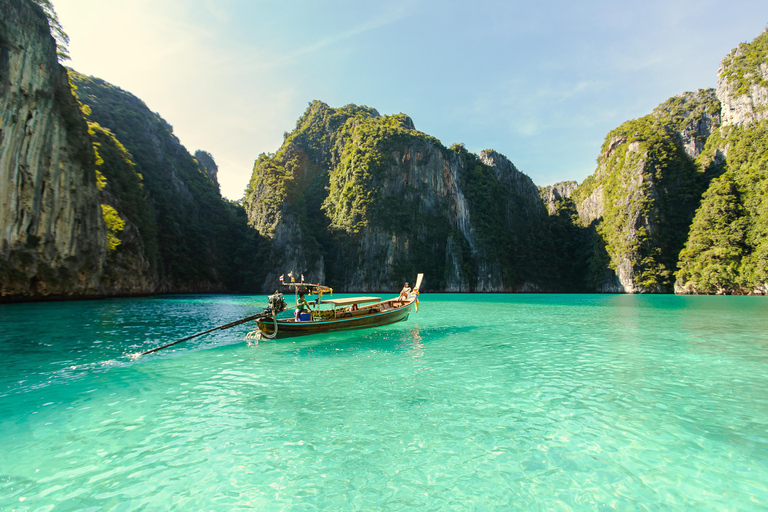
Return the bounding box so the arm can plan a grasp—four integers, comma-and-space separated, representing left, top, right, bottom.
540, 180, 578, 215
718, 53, 768, 128
0, 0, 106, 299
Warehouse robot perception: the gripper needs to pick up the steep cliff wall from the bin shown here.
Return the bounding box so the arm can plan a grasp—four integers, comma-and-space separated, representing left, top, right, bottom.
70, 71, 267, 293
89, 122, 160, 293
245, 101, 549, 292
0, 0, 106, 299
676, 27, 768, 295
717, 28, 768, 128
571, 89, 720, 293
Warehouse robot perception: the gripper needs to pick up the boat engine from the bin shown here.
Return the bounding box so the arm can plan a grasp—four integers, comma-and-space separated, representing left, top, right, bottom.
268, 290, 287, 314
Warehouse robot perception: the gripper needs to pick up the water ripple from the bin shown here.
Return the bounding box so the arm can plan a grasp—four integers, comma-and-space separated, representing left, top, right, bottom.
1, 294, 767, 509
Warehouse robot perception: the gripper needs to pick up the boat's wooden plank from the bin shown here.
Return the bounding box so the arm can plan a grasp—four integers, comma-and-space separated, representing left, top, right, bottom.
414, 273, 424, 291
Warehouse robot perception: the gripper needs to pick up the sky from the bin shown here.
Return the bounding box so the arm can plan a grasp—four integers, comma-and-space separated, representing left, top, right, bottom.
55, 0, 768, 200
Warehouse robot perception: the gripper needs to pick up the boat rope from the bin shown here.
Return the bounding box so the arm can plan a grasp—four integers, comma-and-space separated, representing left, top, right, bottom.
245, 315, 278, 341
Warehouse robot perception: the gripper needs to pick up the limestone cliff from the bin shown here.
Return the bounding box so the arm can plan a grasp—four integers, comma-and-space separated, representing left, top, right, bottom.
676, 27, 768, 294
245, 101, 549, 292
0, 0, 106, 299
651, 89, 721, 159
717, 27, 768, 128
194, 150, 219, 188
70, 71, 267, 293
89, 122, 160, 293
539, 181, 578, 215
570, 89, 720, 293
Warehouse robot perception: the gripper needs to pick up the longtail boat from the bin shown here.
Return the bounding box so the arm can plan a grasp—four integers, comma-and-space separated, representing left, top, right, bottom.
249, 273, 423, 340
137, 274, 423, 356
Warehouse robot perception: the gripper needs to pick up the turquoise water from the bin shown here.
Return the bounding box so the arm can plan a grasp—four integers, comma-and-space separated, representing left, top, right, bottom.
1, 294, 767, 510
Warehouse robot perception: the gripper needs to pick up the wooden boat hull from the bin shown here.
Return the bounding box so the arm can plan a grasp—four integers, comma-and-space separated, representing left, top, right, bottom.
257, 300, 414, 338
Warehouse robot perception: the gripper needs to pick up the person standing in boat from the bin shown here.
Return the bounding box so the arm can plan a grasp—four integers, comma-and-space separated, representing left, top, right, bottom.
295, 292, 312, 321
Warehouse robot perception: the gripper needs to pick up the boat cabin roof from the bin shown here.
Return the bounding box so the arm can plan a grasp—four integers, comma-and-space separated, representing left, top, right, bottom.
283, 282, 332, 293
320, 296, 381, 306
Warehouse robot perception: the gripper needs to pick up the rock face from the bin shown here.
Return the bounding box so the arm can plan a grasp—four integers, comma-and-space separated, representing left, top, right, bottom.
194, 150, 219, 187
652, 89, 721, 159
675, 27, 768, 295
540, 181, 578, 215
245, 101, 549, 292
0, 0, 106, 298
570, 90, 720, 293
70, 71, 266, 293
717, 29, 768, 128
89, 122, 160, 294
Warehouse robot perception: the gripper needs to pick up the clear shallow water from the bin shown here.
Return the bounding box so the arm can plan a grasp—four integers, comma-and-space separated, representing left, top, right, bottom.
1, 294, 767, 510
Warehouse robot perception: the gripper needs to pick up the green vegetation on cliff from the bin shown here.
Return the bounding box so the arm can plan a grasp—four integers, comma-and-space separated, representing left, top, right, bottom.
88, 121, 160, 284
245, 101, 551, 291
720, 28, 768, 97
676, 121, 768, 293
100, 204, 124, 251
324, 111, 437, 234
571, 90, 719, 292
70, 70, 267, 292
246, 102, 378, 236
653, 90, 721, 130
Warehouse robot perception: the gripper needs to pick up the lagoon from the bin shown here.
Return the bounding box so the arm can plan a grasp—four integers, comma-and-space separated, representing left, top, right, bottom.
1, 294, 767, 510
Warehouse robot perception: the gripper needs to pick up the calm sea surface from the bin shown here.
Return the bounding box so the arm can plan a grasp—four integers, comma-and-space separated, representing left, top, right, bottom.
0, 293, 767, 510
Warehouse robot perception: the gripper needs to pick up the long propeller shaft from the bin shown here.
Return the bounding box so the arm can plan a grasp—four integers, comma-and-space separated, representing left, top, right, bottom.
138, 312, 268, 356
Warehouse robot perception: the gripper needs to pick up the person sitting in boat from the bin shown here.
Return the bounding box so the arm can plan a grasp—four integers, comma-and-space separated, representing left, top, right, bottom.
398, 282, 411, 302
295, 292, 312, 321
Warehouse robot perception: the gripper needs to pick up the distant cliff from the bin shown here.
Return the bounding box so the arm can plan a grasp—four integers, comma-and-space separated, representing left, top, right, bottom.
195, 150, 219, 187
244, 101, 550, 292
539, 181, 577, 215
0, 0, 105, 298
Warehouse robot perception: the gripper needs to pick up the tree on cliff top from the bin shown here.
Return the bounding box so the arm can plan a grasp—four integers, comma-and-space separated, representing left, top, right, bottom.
30, 0, 69, 61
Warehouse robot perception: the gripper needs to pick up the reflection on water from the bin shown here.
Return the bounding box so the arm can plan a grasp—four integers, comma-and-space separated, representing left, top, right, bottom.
407, 326, 425, 366
1, 293, 767, 509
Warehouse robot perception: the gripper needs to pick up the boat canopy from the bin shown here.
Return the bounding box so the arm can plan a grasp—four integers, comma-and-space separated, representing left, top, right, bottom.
320, 297, 381, 306
283, 282, 333, 293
